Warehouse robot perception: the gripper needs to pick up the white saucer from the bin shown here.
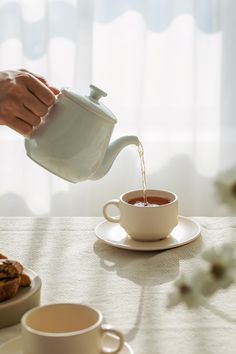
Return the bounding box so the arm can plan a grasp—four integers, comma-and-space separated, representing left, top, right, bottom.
0, 335, 133, 354
0, 268, 41, 329
95, 216, 201, 251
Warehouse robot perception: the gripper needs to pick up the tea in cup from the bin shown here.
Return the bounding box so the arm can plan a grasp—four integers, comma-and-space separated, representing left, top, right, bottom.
103, 189, 178, 241
21, 303, 124, 354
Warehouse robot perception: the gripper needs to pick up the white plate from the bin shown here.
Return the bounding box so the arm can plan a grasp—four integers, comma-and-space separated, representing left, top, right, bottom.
95, 216, 201, 251
0, 335, 133, 354
0, 268, 41, 329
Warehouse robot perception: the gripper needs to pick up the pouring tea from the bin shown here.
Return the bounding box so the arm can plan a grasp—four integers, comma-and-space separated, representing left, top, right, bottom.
25, 85, 139, 183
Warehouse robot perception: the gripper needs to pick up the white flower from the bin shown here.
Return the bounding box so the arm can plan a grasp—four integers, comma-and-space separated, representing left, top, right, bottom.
201, 243, 236, 296
215, 167, 236, 208
167, 273, 202, 308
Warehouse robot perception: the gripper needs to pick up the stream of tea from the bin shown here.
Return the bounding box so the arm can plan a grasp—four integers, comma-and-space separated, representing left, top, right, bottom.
135, 142, 170, 207
138, 142, 148, 205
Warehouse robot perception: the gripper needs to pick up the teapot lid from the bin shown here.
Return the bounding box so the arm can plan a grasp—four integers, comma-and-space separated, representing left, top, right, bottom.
61, 85, 117, 124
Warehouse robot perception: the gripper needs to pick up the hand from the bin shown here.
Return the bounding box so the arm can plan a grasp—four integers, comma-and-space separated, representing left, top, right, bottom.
0, 69, 60, 136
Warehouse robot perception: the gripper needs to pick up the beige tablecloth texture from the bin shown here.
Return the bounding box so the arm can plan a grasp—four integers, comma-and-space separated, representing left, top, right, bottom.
0, 217, 236, 354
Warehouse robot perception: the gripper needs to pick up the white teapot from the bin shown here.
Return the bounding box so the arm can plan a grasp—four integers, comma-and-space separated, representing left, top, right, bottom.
25, 85, 139, 183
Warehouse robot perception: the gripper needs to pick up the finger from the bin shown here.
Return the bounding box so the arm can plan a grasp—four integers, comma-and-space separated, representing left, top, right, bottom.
16, 106, 41, 127
30, 73, 48, 87
25, 75, 56, 106
48, 86, 60, 95
6, 116, 32, 136
31, 80, 60, 95
19, 69, 60, 96
19, 68, 48, 84
23, 90, 49, 117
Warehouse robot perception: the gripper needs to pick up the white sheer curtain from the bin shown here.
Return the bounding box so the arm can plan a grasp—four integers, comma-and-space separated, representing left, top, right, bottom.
0, 0, 235, 216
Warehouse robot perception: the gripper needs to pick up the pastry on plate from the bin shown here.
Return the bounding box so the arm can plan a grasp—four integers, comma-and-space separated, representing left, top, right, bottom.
0, 258, 31, 303
0, 260, 23, 279
0, 254, 7, 260
0, 277, 20, 302
20, 273, 31, 287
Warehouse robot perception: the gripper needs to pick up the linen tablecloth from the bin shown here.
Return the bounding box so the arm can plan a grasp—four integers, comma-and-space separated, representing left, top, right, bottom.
0, 217, 236, 354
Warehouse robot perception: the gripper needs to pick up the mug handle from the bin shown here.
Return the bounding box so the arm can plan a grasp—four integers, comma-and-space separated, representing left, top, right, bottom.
103, 200, 120, 223
101, 324, 124, 354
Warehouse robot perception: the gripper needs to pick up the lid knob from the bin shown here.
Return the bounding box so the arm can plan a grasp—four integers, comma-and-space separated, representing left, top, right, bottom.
89, 85, 107, 103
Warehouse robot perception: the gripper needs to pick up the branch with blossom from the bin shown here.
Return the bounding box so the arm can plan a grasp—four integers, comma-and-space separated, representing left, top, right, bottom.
167, 243, 236, 319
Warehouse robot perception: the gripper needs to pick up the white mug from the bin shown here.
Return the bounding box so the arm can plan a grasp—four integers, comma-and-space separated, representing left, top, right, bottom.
21, 303, 124, 354
103, 189, 178, 241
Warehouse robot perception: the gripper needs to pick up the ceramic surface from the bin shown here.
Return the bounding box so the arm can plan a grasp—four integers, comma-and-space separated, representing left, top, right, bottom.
0, 268, 41, 329
21, 303, 124, 354
103, 189, 178, 241
0, 335, 133, 354
25, 85, 139, 182
95, 216, 201, 251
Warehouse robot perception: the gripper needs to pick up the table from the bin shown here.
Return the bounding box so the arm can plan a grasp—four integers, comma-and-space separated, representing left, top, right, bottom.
0, 217, 236, 354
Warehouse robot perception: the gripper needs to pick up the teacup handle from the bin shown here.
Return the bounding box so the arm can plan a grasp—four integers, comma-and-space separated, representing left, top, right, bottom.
103, 200, 120, 223
101, 324, 124, 354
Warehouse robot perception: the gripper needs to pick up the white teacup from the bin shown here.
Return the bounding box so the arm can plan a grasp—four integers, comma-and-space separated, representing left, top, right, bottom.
21, 303, 124, 354
103, 189, 178, 241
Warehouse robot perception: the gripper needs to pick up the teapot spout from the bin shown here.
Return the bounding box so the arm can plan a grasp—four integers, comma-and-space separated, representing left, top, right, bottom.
90, 135, 140, 180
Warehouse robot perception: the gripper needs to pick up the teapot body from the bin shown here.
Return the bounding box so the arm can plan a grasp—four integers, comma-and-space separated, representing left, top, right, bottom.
25, 91, 115, 182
